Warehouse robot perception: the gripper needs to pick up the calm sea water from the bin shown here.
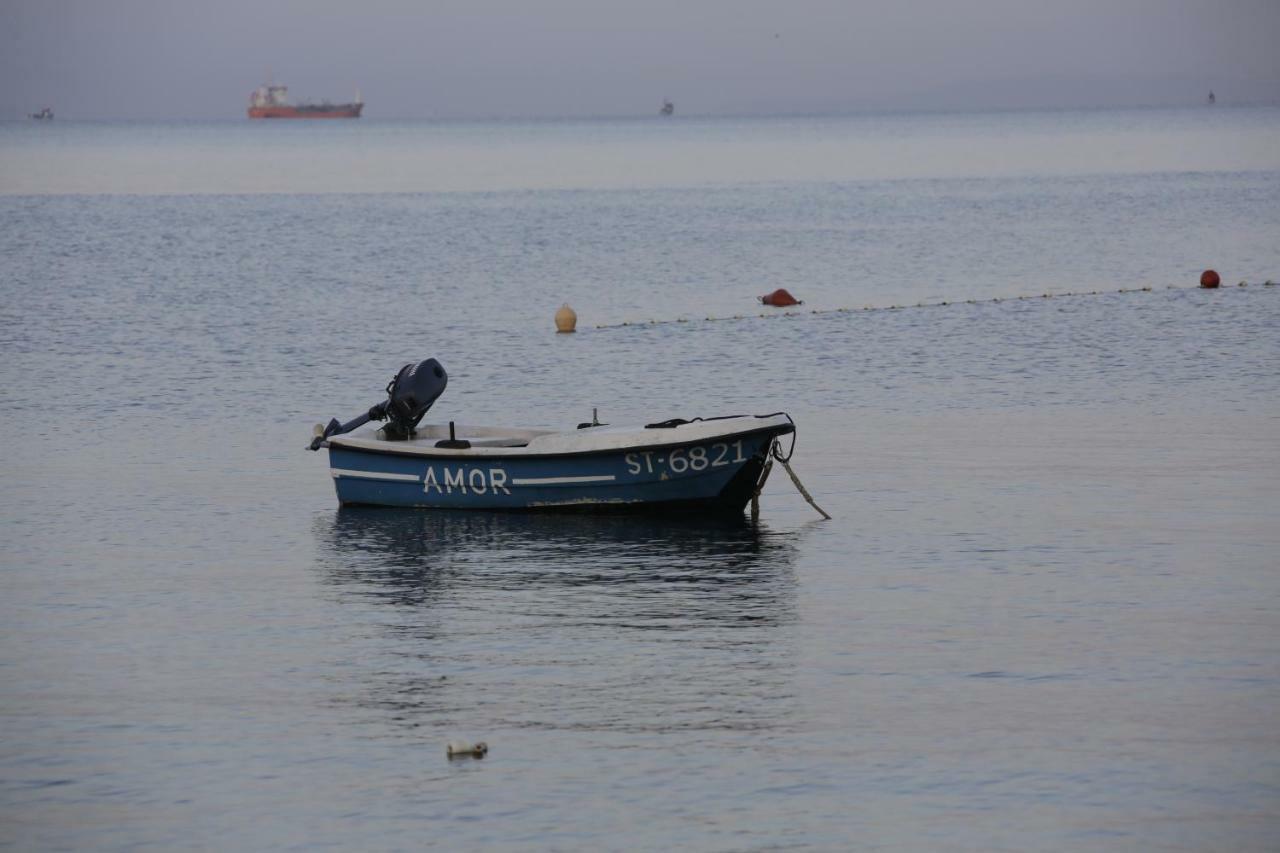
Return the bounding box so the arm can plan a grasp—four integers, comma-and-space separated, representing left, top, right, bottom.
2, 109, 1279, 850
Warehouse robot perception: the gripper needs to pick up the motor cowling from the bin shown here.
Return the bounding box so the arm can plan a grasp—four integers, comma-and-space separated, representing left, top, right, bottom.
379, 358, 448, 439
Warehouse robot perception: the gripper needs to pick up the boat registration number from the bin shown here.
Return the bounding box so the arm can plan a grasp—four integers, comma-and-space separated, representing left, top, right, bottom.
625, 440, 748, 476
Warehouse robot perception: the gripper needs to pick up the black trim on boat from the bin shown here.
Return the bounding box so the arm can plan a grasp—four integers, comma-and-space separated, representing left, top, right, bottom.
327, 421, 794, 461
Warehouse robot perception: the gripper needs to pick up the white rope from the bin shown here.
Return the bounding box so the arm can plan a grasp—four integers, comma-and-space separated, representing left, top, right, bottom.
779, 457, 831, 520
751, 459, 773, 522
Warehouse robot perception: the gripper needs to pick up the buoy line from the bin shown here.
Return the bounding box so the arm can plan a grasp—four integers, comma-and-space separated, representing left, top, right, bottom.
590, 280, 1276, 331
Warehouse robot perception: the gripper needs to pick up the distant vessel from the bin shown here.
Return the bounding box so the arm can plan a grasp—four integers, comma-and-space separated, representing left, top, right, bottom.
248, 83, 362, 119
29, 107, 53, 120
660, 99, 674, 116
1207, 90, 1216, 105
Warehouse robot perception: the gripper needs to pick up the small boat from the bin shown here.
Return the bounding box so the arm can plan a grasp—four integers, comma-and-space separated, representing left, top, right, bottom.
308, 359, 796, 514
660, 99, 674, 116
29, 107, 53, 120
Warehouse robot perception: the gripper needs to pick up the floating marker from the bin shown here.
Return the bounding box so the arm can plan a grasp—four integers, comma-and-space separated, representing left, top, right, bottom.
1200, 269, 1220, 289
555, 303, 578, 333
759, 288, 802, 307
447, 741, 489, 759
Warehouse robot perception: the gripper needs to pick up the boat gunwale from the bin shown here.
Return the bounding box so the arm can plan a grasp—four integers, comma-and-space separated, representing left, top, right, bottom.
327, 420, 794, 461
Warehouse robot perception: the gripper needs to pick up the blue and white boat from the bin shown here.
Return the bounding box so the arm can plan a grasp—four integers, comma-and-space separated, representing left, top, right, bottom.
308, 359, 796, 514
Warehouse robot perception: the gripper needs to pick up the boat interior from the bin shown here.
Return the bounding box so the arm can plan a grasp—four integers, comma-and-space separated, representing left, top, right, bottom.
383, 423, 554, 448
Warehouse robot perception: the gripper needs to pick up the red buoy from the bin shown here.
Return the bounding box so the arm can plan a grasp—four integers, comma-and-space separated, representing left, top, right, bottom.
1200, 269, 1220, 289
759, 288, 802, 307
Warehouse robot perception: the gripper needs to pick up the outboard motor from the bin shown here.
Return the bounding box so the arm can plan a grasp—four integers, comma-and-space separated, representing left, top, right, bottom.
309, 359, 447, 450
379, 359, 448, 440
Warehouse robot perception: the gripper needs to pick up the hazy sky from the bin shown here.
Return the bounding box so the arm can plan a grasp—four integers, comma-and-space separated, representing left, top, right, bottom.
3, 0, 1278, 119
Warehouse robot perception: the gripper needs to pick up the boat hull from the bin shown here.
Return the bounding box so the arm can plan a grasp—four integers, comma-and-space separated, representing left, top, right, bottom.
328, 423, 789, 514
248, 104, 362, 119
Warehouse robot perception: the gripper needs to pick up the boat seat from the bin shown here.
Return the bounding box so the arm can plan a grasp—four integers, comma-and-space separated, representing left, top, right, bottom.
464, 437, 530, 448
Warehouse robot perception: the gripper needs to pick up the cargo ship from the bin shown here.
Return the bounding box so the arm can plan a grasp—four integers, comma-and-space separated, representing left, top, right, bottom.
248, 83, 362, 119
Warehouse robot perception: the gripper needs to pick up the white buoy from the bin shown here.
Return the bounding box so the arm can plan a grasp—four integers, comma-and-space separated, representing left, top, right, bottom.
447, 741, 489, 759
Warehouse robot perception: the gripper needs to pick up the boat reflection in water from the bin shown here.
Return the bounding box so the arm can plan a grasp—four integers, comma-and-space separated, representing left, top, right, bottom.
315, 509, 803, 736
319, 508, 800, 619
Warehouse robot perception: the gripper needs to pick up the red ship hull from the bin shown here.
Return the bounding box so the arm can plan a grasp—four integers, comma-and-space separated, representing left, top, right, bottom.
248, 104, 362, 119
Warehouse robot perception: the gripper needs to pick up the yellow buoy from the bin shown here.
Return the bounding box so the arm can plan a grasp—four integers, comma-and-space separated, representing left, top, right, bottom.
555, 303, 578, 333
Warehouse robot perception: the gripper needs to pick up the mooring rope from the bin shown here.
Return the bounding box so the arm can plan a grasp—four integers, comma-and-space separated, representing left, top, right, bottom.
767, 440, 831, 520
750, 458, 773, 522
779, 457, 832, 520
